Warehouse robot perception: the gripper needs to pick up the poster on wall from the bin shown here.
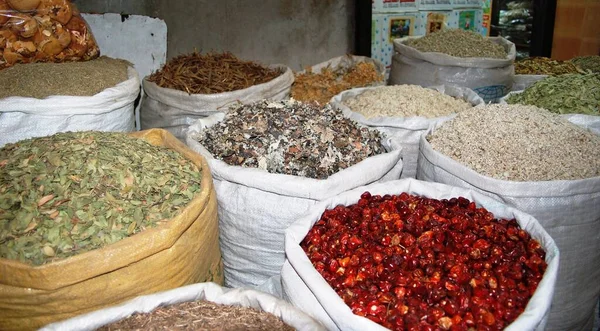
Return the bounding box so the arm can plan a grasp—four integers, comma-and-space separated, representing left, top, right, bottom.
452, 9, 483, 33
415, 11, 453, 35
371, 13, 418, 78
480, 0, 492, 36
373, 0, 418, 12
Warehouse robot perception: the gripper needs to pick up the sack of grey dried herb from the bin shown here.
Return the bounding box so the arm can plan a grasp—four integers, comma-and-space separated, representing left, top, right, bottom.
40, 282, 326, 331
0, 129, 222, 331
500, 91, 600, 136
184, 100, 403, 294
416, 104, 600, 331
331, 84, 484, 179
140, 52, 294, 141
0, 64, 139, 148
389, 31, 516, 103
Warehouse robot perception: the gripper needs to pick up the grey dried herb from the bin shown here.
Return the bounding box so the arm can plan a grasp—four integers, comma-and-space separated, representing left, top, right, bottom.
196, 99, 384, 179
506, 73, 600, 115
406, 29, 507, 59
0, 131, 203, 266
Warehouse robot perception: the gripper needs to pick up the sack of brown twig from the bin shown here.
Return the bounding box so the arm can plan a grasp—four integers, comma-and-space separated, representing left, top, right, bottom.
140, 51, 294, 141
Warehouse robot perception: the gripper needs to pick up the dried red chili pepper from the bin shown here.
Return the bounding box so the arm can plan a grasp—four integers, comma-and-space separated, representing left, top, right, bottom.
301, 192, 547, 331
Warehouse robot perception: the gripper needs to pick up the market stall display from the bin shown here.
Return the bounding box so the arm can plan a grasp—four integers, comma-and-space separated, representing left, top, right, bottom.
0, 129, 222, 330
570, 55, 600, 73
40, 282, 326, 331
390, 29, 516, 102
282, 179, 559, 331
331, 84, 483, 178
0, 56, 139, 147
416, 104, 600, 331
291, 55, 385, 105
185, 99, 403, 293
0, 0, 99, 69
140, 51, 293, 141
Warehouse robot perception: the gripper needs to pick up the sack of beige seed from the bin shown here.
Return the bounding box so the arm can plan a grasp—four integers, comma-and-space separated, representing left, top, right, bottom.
0, 56, 140, 147
415, 103, 600, 331
0, 129, 222, 330
389, 29, 515, 103
331, 84, 484, 179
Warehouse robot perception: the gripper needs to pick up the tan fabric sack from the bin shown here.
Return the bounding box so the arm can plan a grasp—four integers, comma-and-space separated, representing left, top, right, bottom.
0, 129, 222, 331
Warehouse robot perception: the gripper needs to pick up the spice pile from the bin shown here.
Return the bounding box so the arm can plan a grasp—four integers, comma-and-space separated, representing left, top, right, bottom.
147, 51, 283, 94
343, 85, 473, 118
570, 55, 600, 73
406, 29, 508, 59
196, 99, 384, 179
427, 104, 600, 181
98, 300, 295, 331
515, 57, 582, 75
506, 73, 600, 115
302, 192, 547, 330
291, 61, 384, 105
0, 56, 129, 99
0, 0, 100, 69
0, 131, 203, 265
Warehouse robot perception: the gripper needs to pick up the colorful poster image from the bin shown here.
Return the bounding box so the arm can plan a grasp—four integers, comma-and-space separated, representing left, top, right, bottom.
427, 12, 448, 34
389, 16, 415, 42
459, 10, 476, 32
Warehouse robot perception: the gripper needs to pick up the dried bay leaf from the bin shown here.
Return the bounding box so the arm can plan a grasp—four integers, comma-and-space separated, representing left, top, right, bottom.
0, 131, 203, 265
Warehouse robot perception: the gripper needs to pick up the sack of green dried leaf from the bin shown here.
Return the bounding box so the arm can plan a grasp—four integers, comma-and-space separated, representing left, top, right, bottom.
513, 57, 585, 91
505, 73, 600, 116
0, 128, 222, 331
140, 51, 294, 141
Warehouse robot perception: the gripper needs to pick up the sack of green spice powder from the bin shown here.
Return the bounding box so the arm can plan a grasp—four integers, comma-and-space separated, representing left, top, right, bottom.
0, 65, 139, 148
184, 101, 403, 295
389, 31, 516, 103
0, 129, 222, 331
140, 52, 294, 141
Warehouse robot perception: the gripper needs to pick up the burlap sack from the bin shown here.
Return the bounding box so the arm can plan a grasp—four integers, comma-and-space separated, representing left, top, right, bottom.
0, 129, 222, 331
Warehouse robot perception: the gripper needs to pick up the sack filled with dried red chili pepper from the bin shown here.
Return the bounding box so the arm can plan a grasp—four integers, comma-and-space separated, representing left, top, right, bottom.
282, 179, 559, 331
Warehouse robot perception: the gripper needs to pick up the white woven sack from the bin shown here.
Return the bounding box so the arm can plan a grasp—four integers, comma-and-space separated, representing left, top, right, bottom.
185, 114, 403, 294
298, 54, 386, 86
140, 64, 293, 141
512, 74, 548, 91
282, 178, 559, 331
0, 67, 139, 147
389, 36, 516, 103
331, 84, 484, 179
500, 91, 600, 135
416, 122, 600, 331
40, 282, 326, 331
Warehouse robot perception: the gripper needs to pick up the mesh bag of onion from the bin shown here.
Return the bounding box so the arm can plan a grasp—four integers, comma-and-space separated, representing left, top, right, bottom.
282, 179, 559, 331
